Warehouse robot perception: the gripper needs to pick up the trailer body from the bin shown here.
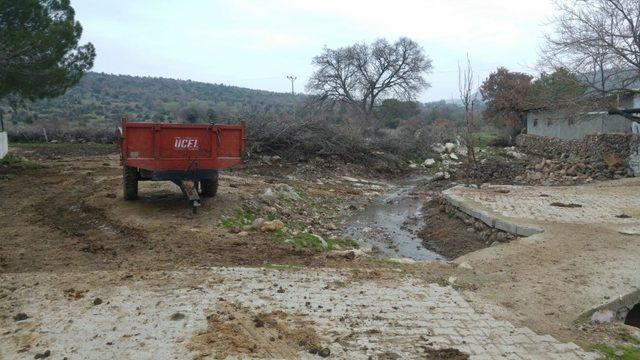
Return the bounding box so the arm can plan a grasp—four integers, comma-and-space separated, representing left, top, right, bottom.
118, 119, 245, 211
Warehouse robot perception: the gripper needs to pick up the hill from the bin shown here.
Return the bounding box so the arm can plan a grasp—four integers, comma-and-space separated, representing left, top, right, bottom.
2, 72, 302, 130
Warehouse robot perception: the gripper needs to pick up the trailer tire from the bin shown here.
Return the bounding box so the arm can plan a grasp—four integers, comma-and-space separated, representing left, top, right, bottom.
123, 166, 139, 200
200, 173, 219, 198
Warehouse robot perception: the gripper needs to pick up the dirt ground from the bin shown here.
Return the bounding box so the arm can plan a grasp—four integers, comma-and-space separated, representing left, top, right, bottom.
0, 143, 637, 359
0, 144, 393, 274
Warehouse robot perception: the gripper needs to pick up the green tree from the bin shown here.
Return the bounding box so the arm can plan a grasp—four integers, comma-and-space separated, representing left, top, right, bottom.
0, 0, 95, 101
377, 99, 419, 128
528, 68, 585, 110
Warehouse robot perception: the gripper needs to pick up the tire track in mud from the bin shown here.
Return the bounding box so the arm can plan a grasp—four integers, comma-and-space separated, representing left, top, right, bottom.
34, 179, 148, 258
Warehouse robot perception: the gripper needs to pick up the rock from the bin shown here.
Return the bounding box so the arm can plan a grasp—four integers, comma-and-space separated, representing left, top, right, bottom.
253, 317, 264, 327
262, 187, 275, 198
170, 312, 185, 321
590, 309, 615, 324
93, 298, 103, 305
566, 165, 578, 176
431, 143, 446, 153
260, 219, 285, 232
318, 348, 331, 357
409, 163, 418, 169
34, 350, 51, 359
444, 142, 456, 153
342, 176, 360, 183
447, 276, 457, 285
449, 153, 459, 160
432, 172, 446, 181
423, 158, 436, 167
457, 262, 473, 270
251, 218, 266, 230
275, 184, 301, 200
237, 231, 249, 236
13, 313, 29, 321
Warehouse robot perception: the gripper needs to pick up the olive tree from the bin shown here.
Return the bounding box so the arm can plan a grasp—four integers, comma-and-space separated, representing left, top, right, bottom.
306, 37, 432, 117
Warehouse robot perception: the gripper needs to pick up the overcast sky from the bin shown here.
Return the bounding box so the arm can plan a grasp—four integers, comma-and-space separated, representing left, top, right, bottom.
72, 0, 557, 102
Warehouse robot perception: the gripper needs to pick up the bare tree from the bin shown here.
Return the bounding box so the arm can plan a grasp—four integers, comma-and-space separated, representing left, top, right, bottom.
542, 0, 640, 95
306, 38, 432, 119
458, 55, 477, 171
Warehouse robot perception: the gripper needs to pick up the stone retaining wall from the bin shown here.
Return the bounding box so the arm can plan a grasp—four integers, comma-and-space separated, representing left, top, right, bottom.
516, 133, 640, 161
517, 133, 640, 176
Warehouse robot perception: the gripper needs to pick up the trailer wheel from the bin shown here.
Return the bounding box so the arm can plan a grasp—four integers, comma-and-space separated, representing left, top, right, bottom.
123, 166, 139, 200
200, 172, 219, 197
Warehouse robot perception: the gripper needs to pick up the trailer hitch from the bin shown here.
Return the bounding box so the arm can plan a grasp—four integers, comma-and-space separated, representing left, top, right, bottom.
174, 180, 201, 214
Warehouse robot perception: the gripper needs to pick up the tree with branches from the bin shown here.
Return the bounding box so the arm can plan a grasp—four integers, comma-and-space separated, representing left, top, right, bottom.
542, 0, 640, 95
306, 38, 432, 120
0, 0, 95, 103
480, 68, 533, 138
458, 54, 477, 169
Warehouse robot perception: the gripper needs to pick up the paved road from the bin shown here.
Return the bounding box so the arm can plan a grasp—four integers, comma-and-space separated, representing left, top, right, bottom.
0, 267, 596, 359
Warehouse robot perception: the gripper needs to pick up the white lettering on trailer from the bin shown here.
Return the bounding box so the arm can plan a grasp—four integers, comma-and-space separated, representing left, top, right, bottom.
174, 137, 199, 150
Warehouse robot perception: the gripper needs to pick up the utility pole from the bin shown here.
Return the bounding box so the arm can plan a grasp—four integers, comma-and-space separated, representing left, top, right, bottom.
286, 75, 297, 95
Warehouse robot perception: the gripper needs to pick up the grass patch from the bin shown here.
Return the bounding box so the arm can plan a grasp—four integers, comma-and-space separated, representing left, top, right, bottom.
593, 344, 640, 359
473, 130, 499, 149
0, 153, 42, 170
217, 210, 255, 229
271, 229, 357, 252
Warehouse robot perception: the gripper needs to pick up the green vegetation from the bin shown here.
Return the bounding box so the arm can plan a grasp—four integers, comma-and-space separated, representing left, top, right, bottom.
473, 130, 499, 149
0, 153, 42, 171
2, 72, 302, 130
270, 228, 356, 251
218, 210, 356, 252
1, 0, 95, 101
593, 344, 640, 360
217, 210, 256, 229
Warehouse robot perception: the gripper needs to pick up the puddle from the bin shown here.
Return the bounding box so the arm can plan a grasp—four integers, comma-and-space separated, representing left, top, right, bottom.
341, 178, 444, 261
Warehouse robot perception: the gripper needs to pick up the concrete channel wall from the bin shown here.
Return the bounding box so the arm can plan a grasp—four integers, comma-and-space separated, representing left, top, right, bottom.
442, 187, 544, 237
0, 132, 7, 159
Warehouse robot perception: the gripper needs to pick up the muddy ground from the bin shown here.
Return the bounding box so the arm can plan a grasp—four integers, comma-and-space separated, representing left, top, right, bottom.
1, 143, 637, 359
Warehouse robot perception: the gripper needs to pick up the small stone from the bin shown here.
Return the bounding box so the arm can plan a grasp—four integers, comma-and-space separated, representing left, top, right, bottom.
251, 217, 265, 229
253, 317, 264, 327
93, 298, 103, 305
170, 312, 185, 321
13, 313, 29, 321
422, 158, 436, 167
34, 350, 51, 359
458, 262, 473, 270
260, 219, 285, 232
318, 347, 331, 357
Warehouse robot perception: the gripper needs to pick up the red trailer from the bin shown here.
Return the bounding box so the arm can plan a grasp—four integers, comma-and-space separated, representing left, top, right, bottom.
117, 119, 246, 213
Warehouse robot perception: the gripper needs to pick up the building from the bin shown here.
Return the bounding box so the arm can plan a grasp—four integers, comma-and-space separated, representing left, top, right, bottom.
526, 91, 640, 140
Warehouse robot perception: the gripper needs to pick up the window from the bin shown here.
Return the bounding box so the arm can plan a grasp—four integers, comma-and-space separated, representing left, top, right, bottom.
533, 119, 538, 127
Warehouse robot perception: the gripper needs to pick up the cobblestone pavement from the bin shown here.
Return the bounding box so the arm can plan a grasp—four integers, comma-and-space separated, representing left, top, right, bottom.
446, 179, 640, 226
0, 267, 597, 359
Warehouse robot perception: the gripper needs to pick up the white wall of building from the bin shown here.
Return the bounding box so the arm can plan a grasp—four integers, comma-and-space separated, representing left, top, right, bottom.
0, 132, 7, 159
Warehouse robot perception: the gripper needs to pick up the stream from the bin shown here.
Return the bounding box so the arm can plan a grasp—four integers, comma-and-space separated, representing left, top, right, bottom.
341, 177, 444, 261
